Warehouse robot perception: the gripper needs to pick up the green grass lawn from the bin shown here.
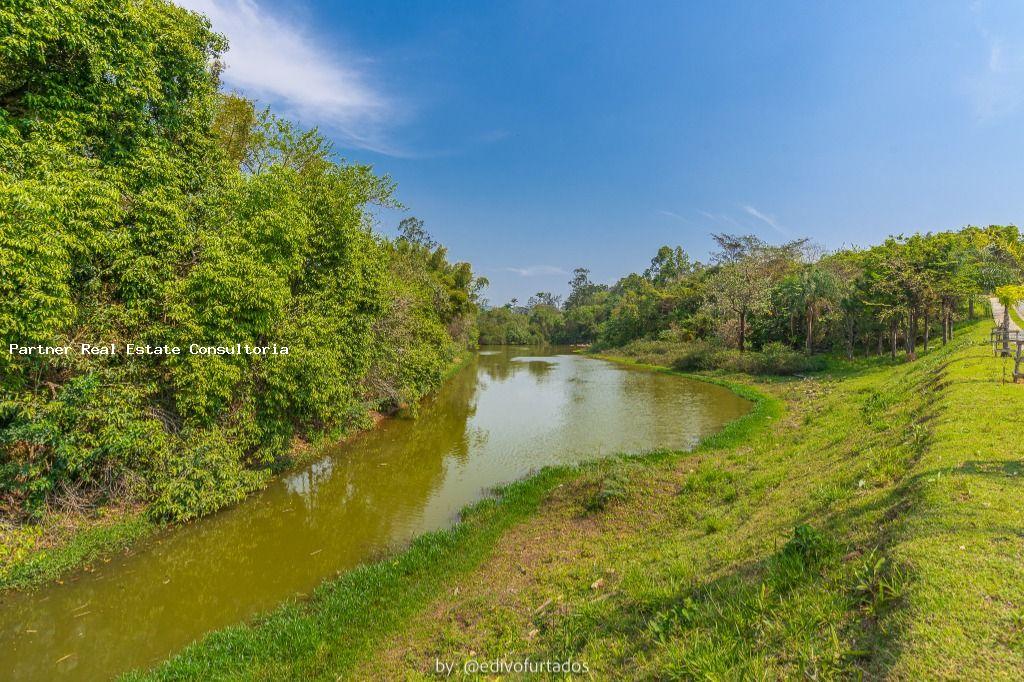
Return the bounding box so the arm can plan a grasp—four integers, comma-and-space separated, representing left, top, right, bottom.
132, 318, 1023, 680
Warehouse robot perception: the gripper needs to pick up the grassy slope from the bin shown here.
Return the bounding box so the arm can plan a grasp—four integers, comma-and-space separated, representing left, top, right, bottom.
135, 319, 1020, 679
888, 326, 1024, 676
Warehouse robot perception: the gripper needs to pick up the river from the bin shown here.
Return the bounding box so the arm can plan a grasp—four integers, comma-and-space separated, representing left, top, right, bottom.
0, 347, 750, 680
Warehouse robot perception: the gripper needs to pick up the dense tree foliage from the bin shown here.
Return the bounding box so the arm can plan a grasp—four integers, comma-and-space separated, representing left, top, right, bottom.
479, 226, 1024, 368
0, 1, 482, 522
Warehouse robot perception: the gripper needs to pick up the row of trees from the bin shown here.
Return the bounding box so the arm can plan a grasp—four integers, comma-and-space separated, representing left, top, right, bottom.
479, 226, 1023, 360
1, 1, 484, 522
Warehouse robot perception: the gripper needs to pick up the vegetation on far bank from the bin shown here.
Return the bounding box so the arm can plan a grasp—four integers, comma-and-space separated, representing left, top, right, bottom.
1, 0, 485, 578
134, 317, 1024, 679
479, 230, 1022, 364
0, 508, 152, 592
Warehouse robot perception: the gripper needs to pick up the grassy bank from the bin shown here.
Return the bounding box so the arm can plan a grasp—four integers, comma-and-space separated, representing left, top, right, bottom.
0, 510, 154, 593
130, 317, 1024, 679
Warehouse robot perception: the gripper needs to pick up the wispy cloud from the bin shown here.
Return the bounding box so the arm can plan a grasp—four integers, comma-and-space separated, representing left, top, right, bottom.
175, 0, 400, 154
656, 209, 692, 223
966, 6, 1024, 121
970, 35, 1024, 120
698, 210, 745, 230
742, 205, 791, 236
503, 265, 567, 277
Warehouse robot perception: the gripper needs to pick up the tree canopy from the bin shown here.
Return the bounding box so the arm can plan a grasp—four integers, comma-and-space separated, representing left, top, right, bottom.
478, 227, 1024, 364
0, 0, 483, 522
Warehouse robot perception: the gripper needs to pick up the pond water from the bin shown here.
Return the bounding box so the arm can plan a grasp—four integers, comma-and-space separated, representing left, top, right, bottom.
0, 348, 750, 680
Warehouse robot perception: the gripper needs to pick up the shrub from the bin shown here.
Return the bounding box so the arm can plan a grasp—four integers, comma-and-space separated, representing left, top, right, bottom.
665, 340, 823, 376
671, 341, 725, 371
723, 342, 825, 375
149, 432, 270, 522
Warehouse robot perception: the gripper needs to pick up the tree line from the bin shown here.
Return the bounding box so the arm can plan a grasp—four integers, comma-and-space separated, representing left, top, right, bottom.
479, 226, 1023, 363
0, 1, 484, 522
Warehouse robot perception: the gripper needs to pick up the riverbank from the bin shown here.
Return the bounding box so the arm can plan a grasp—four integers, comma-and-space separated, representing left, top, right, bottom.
0, 353, 474, 594
132, 317, 1024, 679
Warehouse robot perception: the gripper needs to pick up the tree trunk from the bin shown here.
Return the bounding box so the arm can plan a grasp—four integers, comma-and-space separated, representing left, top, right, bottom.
738, 310, 746, 353
968, 297, 975, 319
805, 308, 814, 354
923, 310, 930, 352
878, 331, 884, 356
906, 311, 918, 360
941, 305, 949, 345
890, 321, 898, 359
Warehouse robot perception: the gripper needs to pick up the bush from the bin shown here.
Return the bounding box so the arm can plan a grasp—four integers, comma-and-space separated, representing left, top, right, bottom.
726, 342, 825, 375
610, 338, 678, 366
670, 340, 724, 371
611, 338, 824, 376
149, 432, 270, 522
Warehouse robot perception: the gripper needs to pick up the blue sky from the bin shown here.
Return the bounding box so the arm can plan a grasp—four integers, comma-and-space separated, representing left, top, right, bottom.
178, 0, 1024, 304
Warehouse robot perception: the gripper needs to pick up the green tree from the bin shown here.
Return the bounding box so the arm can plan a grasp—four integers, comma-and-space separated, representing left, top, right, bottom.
794, 265, 841, 353
0, 1, 484, 523
708, 234, 805, 352
643, 246, 693, 286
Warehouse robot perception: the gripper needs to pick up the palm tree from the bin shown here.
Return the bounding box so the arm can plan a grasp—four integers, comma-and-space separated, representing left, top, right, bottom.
795, 266, 839, 354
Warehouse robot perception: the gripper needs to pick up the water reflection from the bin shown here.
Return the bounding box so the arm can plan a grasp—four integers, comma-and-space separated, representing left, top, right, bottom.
0, 348, 749, 681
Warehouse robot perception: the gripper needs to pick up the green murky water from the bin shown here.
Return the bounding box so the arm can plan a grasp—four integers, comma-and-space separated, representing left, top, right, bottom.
1, 348, 749, 680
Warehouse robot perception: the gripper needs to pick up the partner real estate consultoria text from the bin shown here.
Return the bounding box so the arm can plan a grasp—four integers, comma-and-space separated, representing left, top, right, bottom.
8, 343, 290, 356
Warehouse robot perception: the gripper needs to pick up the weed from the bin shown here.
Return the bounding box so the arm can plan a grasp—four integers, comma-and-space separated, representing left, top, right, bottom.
782, 524, 834, 566
703, 515, 725, 535
584, 469, 630, 512
852, 551, 906, 617
860, 389, 893, 426
646, 596, 698, 644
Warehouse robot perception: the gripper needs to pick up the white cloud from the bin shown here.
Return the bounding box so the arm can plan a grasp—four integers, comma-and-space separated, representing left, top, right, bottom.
503, 266, 567, 277
742, 205, 791, 236
175, 0, 398, 154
